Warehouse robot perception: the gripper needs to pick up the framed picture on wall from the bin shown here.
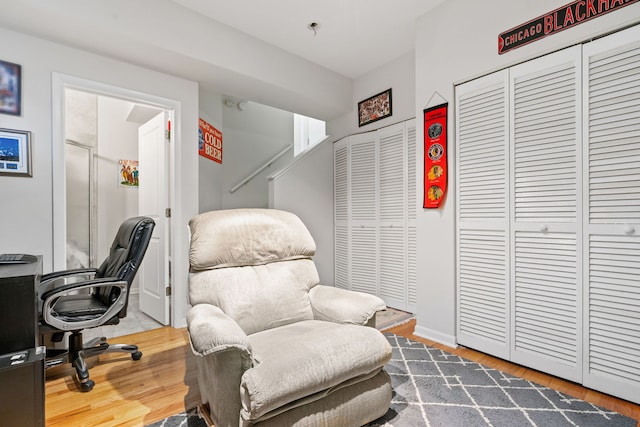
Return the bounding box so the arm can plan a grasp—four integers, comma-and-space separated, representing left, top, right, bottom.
118, 159, 139, 187
0, 59, 21, 116
0, 128, 32, 177
358, 88, 392, 127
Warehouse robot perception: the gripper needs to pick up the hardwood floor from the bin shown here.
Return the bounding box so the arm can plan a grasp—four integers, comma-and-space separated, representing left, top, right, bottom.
45, 321, 640, 426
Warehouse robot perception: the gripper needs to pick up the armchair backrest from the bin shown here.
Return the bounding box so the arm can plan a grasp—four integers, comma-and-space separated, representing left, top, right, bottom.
188, 209, 320, 335
94, 216, 155, 315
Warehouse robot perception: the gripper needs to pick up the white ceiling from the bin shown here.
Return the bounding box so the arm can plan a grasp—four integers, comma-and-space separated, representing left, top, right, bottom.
0, 0, 445, 119
171, 0, 445, 78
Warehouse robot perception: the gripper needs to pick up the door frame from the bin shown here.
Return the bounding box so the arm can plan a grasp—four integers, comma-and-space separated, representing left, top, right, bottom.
52, 72, 177, 326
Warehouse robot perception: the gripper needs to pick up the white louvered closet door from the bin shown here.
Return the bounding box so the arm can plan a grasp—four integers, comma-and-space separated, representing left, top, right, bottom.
407, 124, 417, 312
582, 25, 640, 403
378, 123, 407, 309
509, 46, 583, 382
349, 132, 379, 295
334, 137, 349, 290
456, 70, 511, 360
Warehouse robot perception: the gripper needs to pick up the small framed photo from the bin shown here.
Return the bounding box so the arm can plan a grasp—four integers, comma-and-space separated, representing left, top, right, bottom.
0, 128, 32, 177
0, 60, 21, 116
358, 88, 392, 127
118, 159, 139, 188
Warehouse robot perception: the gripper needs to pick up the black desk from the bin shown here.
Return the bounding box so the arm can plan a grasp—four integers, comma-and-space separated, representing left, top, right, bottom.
0, 256, 45, 427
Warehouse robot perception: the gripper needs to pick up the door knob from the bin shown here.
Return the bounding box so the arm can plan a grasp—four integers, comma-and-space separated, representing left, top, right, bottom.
625, 225, 635, 235
540, 225, 548, 233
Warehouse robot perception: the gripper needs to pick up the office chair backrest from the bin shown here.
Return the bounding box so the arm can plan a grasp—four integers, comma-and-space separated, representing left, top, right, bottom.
95, 216, 155, 316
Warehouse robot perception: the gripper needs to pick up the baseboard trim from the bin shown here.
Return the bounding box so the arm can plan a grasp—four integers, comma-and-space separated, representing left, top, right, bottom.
414, 325, 457, 349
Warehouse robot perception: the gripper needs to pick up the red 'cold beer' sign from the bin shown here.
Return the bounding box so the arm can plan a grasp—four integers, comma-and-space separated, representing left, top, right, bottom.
499, 0, 638, 54
199, 118, 222, 164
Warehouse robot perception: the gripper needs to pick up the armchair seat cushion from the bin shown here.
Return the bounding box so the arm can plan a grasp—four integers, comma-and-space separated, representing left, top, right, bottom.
240, 320, 392, 421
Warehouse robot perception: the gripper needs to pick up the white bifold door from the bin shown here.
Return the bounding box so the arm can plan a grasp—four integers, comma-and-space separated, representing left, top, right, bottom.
334, 120, 417, 312
456, 25, 640, 404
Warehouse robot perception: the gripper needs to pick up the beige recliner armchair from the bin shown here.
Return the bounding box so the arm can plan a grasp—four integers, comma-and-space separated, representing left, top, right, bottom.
187, 208, 392, 427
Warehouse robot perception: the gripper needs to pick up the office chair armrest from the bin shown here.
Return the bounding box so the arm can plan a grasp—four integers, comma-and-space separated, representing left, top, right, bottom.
42, 267, 98, 282
309, 285, 386, 327
187, 304, 253, 362
41, 278, 128, 331
40, 268, 99, 296
40, 277, 122, 301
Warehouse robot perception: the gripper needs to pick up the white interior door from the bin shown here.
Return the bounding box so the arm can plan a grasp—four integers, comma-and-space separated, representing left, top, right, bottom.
138, 111, 170, 325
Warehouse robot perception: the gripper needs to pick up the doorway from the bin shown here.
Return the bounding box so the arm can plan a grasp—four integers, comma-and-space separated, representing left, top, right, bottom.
59, 82, 173, 334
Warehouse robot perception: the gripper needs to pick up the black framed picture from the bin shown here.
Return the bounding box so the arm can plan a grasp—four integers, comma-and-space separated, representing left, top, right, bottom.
0, 59, 21, 116
358, 88, 392, 127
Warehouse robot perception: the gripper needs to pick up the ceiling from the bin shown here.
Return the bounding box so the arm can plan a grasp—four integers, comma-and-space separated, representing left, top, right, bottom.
171, 0, 445, 78
0, 0, 446, 119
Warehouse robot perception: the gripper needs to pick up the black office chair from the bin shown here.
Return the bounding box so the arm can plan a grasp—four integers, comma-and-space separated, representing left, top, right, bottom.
39, 216, 155, 392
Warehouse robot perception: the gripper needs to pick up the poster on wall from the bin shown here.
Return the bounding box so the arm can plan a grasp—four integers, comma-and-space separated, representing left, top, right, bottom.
199, 118, 222, 164
423, 103, 448, 209
0, 59, 21, 116
118, 159, 139, 188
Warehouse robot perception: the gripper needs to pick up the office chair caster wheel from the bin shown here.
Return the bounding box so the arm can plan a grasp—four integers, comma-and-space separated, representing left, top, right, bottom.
132, 351, 143, 361
80, 379, 95, 392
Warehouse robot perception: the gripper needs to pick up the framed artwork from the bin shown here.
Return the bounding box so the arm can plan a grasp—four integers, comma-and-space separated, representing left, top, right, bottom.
0, 60, 21, 116
0, 128, 32, 177
358, 88, 392, 127
118, 159, 139, 188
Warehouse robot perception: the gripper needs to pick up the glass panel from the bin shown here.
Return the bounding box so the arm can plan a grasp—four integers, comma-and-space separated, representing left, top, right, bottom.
65, 142, 91, 268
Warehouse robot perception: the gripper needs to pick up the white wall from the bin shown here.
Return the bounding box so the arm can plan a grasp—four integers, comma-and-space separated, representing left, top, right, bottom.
222, 101, 294, 209
328, 52, 416, 140
0, 27, 199, 328
269, 138, 334, 286
0, 0, 352, 122
198, 89, 224, 213
413, 0, 640, 344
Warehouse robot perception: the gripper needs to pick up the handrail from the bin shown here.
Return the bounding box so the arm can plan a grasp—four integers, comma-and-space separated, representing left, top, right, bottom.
230, 145, 292, 193
268, 135, 333, 181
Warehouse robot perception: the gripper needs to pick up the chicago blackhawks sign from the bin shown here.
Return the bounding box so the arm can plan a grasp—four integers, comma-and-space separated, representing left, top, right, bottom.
499, 0, 639, 54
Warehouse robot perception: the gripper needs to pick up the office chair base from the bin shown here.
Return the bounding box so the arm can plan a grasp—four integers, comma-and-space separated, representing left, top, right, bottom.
45, 332, 142, 392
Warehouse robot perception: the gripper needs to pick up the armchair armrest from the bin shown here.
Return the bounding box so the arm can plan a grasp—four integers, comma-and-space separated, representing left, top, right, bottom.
309, 285, 386, 326
187, 304, 253, 362
40, 277, 128, 331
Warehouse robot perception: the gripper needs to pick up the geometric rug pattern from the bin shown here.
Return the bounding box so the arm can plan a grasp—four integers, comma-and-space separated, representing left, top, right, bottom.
147, 334, 636, 427
145, 408, 207, 427
367, 334, 636, 426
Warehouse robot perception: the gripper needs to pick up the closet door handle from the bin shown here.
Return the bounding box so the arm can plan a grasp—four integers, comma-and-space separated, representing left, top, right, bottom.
540, 225, 548, 233
624, 225, 635, 235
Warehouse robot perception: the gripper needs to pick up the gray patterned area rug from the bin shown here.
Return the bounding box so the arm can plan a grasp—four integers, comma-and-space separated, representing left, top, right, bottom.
368, 334, 635, 426
147, 334, 636, 427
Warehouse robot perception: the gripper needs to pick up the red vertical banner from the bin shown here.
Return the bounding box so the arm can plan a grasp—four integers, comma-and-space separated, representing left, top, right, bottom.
423, 103, 448, 208
198, 118, 223, 164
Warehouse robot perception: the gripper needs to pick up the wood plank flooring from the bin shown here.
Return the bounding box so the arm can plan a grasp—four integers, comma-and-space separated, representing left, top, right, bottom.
45, 320, 640, 426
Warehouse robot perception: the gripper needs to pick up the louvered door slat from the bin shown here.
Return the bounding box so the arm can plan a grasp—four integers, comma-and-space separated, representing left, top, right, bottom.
350, 135, 377, 222
456, 69, 509, 359
379, 128, 404, 222
513, 231, 579, 366
407, 124, 417, 311
334, 144, 348, 222
379, 226, 406, 308
350, 226, 377, 294
334, 225, 349, 289
582, 25, 640, 404
458, 229, 508, 355
513, 57, 578, 223
510, 46, 582, 383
